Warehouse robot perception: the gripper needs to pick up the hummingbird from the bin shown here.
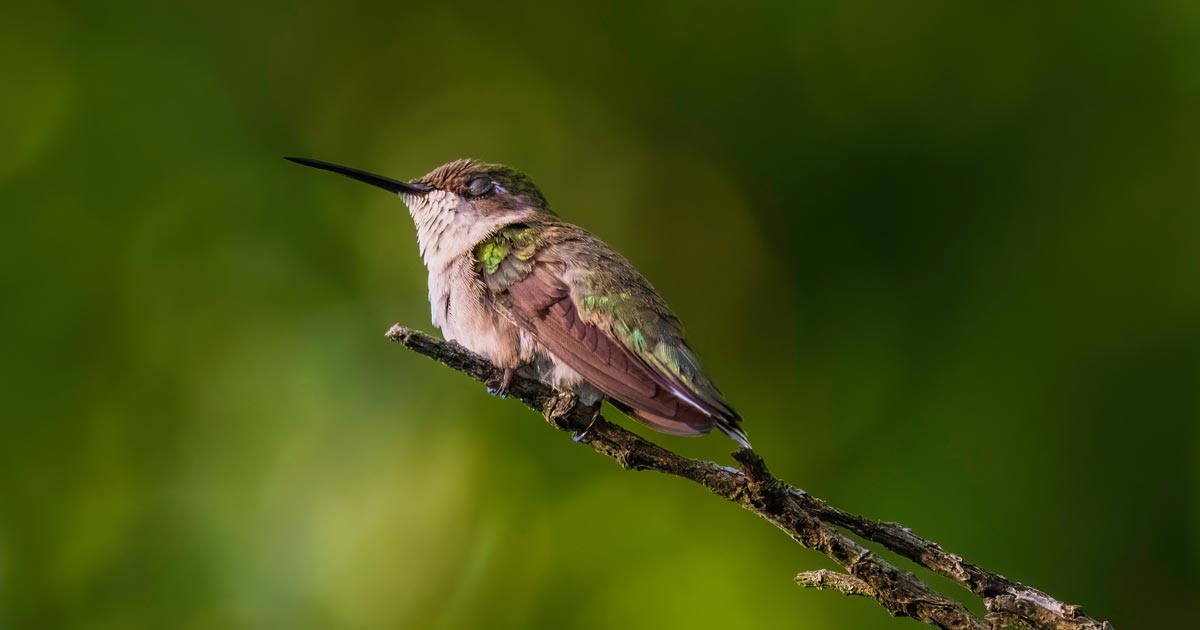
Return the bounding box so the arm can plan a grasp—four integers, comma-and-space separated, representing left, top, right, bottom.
287, 157, 750, 447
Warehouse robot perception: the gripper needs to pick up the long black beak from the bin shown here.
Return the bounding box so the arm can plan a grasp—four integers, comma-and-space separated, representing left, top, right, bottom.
285, 157, 430, 195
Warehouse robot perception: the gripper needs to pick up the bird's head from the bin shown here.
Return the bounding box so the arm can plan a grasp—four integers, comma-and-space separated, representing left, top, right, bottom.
287, 157, 552, 217
411, 158, 551, 215
287, 157, 554, 265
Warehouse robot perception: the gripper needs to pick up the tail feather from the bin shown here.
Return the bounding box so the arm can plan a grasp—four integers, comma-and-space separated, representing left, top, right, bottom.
717, 421, 752, 449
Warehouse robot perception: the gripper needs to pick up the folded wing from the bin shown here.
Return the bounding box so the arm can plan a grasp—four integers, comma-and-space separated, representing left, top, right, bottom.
484, 230, 747, 445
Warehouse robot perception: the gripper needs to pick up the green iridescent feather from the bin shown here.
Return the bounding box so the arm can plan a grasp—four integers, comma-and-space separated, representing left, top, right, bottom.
474, 226, 543, 293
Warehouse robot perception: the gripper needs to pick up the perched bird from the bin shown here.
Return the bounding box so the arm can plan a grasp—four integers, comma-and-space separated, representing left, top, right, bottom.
287, 157, 750, 447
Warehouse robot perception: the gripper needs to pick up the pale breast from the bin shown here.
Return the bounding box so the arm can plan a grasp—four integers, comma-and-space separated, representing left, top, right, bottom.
429, 256, 530, 369
427, 257, 596, 402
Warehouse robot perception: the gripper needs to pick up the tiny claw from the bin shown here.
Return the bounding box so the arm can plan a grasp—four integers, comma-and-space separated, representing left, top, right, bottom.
573, 408, 602, 443
488, 367, 516, 399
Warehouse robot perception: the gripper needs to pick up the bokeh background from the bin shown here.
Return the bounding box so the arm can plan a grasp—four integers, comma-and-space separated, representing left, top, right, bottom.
3, 1, 1198, 628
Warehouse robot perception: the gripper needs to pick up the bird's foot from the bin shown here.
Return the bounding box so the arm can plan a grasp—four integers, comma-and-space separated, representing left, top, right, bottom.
572, 408, 602, 443
486, 368, 515, 399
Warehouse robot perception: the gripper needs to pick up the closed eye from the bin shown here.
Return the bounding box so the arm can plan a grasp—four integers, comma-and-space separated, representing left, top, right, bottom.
467, 176, 494, 197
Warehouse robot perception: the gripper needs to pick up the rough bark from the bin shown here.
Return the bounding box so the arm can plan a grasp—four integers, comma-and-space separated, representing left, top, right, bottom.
386, 324, 1114, 630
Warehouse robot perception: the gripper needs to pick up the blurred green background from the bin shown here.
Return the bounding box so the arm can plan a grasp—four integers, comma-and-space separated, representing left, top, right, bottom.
2, 1, 1197, 628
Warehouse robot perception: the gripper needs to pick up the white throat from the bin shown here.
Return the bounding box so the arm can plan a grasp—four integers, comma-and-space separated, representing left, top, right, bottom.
401, 190, 536, 271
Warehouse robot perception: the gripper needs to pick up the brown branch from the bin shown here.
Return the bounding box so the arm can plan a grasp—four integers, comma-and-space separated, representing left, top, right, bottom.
385, 324, 1114, 630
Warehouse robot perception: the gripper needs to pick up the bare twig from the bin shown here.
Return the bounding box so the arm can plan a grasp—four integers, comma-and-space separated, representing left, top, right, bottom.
385, 324, 1114, 630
